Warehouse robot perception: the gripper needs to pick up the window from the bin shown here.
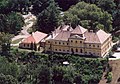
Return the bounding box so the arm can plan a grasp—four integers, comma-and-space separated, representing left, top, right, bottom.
71, 40, 73, 42
55, 49, 57, 51
27, 44, 29, 47
67, 50, 69, 52
76, 49, 78, 52
80, 41, 82, 43
80, 49, 83, 53
98, 45, 99, 47
71, 48, 74, 53
93, 45, 95, 47
67, 43, 69, 45
48, 41, 50, 43
89, 44, 91, 47
59, 42, 61, 44
76, 41, 77, 43
63, 43, 64, 45
55, 42, 57, 44
75, 36, 77, 38
59, 49, 61, 51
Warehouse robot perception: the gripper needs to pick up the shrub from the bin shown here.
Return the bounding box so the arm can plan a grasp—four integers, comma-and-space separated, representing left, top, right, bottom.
107, 72, 112, 83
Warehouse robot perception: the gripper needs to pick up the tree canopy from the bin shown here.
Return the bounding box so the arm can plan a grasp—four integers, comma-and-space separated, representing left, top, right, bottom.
0, 0, 31, 14
0, 32, 13, 55
34, 0, 61, 33
31, 0, 50, 15
63, 2, 113, 32
97, 0, 116, 14
0, 12, 24, 34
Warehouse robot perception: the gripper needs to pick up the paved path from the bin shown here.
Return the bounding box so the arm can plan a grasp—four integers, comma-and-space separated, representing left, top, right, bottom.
11, 13, 36, 46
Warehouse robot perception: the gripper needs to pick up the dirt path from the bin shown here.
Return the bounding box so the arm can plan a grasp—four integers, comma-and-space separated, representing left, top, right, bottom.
11, 13, 36, 46
99, 72, 107, 84
99, 60, 120, 84
109, 60, 120, 84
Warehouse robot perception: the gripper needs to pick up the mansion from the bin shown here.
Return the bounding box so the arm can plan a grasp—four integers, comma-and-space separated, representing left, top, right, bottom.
19, 25, 112, 57
45, 25, 112, 57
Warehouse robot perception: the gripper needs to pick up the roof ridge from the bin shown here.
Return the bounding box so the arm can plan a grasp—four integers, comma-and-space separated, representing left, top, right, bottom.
96, 33, 101, 43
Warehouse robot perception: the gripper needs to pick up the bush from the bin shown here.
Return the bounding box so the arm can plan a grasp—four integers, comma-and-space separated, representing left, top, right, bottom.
112, 44, 118, 51
107, 72, 112, 83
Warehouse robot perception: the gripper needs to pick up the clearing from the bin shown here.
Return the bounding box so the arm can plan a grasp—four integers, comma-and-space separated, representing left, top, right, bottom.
99, 60, 120, 84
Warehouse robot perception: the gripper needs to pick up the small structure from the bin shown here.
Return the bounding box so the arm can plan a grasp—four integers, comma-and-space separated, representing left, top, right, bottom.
19, 31, 48, 51
63, 61, 69, 65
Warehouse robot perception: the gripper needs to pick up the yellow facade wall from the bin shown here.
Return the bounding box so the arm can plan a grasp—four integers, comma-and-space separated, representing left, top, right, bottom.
45, 36, 112, 57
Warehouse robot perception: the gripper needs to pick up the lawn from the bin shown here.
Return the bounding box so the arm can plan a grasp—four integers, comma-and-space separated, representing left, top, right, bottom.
12, 38, 23, 44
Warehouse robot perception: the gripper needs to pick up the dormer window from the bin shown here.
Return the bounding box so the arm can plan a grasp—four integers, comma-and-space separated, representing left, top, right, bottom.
80, 34, 83, 37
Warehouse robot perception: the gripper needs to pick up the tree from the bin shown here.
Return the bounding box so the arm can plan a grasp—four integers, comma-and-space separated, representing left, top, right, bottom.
0, 32, 13, 56
0, 0, 31, 14
97, 0, 116, 14
0, 56, 19, 78
31, 0, 50, 15
63, 2, 113, 32
34, 65, 52, 84
0, 12, 24, 34
55, 0, 79, 11
35, 0, 61, 33
0, 0, 12, 14
0, 73, 17, 84
112, 0, 120, 32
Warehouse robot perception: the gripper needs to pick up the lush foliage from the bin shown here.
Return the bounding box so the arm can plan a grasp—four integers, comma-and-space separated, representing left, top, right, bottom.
0, 12, 24, 34
0, 0, 31, 14
55, 0, 119, 36
33, 0, 61, 33
63, 2, 113, 32
0, 48, 109, 84
0, 32, 13, 55
0, 0, 25, 35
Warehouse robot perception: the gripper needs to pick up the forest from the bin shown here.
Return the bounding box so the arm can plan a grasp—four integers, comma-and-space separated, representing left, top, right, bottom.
0, 48, 110, 84
0, 0, 119, 83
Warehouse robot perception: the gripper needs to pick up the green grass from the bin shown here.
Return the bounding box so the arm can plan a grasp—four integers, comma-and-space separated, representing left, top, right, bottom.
12, 38, 23, 44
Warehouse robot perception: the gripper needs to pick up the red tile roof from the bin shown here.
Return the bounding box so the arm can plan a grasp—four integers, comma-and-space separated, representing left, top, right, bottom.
71, 25, 87, 34
54, 31, 71, 41
96, 29, 111, 43
22, 35, 36, 43
52, 25, 111, 44
22, 31, 47, 44
32, 31, 47, 43
84, 31, 100, 43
